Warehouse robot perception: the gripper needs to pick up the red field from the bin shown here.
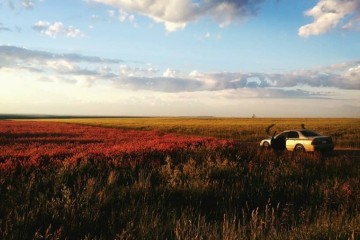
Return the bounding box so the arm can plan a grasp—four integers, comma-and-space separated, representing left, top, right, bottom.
1, 120, 359, 239
0, 120, 233, 170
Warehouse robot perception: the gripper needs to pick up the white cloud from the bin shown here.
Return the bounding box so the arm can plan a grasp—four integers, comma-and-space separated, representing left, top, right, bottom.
128, 14, 135, 22
0, 45, 122, 85
118, 8, 129, 22
108, 10, 116, 18
0, 45, 122, 64
1, 45, 359, 117
33, 21, 85, 38
344, 64, 360, 87
21, 0, 34, 9
201, 31, 222, 40
91, 14, 99, 20
46, 60, 77, 74
113, 65, 360, 93
108, 8, 136, 25
119, 64, 159, 77
342, 15, 360, 31
3, 0, 34, 9
162, 68, 178, 78
1, 45, 359, 97
0, 23, 11, 32
91, 0, 265, 32
299, 0, 360, 37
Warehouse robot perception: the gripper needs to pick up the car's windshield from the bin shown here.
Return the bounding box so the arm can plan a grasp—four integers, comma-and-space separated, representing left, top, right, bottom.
301, 130, 320, 137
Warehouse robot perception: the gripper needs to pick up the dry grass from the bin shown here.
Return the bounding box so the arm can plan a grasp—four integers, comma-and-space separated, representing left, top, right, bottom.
1, 119, 360, 239
1, 146, 359, 239
43, 117, 360, 148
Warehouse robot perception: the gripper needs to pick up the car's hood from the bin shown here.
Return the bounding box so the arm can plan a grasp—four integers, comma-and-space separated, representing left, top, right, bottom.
260, 138, 271, 142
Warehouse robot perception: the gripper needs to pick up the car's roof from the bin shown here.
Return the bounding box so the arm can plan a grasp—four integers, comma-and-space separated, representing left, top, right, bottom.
278, 129, 324, 137
281, 129, 317, 132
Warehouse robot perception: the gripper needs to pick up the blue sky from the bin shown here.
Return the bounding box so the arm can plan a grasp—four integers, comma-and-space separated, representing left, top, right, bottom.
0, 0, 359, 117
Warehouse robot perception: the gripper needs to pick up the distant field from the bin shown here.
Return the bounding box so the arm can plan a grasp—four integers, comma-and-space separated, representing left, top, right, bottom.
42, 117, 360, 148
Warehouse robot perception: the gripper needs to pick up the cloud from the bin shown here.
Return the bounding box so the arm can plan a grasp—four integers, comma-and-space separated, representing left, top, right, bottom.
162, 68, 178, 78
215, 88, 329, 99
33, 21, 85, 38
114, 62, 360, 93
299, 0, 360, 37
342, 16, 360, 31
114, 76, 205, 92
0, 45, 122, 64
21, 0, 34, 9
119, 64, 159, 77
1, 45, 359, 99
0, 45, 122, 82
91, 0, 265, 31
0, 23, 11, 32
2, 0, 15, 9
2, 0, 34, 9
91, 14, 99, 20
108, 8, 135, 23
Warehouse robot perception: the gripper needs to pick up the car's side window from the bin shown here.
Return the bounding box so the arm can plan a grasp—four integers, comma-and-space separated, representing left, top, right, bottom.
277, 132, 288, 139
288, 131, 299, 139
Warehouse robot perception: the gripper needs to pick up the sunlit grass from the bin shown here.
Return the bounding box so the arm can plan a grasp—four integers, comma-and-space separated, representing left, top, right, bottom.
43, 117, 360, 148
1, 119, 359, 239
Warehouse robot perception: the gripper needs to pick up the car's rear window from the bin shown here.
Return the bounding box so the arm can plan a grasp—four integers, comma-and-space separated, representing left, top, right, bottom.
301, 130, 320, 137
288, 131, 299, 138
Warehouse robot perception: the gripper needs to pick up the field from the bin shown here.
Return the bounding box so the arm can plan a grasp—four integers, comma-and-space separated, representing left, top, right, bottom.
1, 118, 360, 239
44, 117, 360, 148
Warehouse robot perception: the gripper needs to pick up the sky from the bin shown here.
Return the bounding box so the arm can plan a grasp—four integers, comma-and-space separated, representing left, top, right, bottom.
0, 0, 359, 117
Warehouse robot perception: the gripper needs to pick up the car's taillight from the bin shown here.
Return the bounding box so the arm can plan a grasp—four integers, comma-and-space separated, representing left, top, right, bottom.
312, 138, 333, 145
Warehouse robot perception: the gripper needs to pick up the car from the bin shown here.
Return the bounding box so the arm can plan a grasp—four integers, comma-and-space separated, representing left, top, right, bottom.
260, 129, 334, 152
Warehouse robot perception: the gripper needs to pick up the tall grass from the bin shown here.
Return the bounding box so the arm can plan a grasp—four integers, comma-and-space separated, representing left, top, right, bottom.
42, 118, 360, 148
1, 145, 359, 239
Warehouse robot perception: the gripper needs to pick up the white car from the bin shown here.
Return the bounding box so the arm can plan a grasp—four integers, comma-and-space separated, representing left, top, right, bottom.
260, 129, 334, 152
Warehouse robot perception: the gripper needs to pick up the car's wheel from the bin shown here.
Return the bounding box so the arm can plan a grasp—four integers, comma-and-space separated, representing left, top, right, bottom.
262, 141, 270, 148
294, 144, 305, 153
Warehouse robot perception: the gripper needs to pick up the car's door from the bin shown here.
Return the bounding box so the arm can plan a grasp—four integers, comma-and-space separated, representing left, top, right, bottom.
286, 131, 300, 151
272, 132, 288, 151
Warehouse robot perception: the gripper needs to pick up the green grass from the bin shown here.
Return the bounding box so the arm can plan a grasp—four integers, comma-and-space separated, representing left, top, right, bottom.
43, 117, 360, 148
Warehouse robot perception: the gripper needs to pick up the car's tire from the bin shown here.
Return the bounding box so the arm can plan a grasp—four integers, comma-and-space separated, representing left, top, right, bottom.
294, 144, 305, 153
262, 141, 270, 149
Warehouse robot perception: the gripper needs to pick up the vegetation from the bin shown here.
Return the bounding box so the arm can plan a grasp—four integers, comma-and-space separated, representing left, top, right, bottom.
43, 117, 360, 148
1, 119, 360, 239
0, 121, 230, 170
